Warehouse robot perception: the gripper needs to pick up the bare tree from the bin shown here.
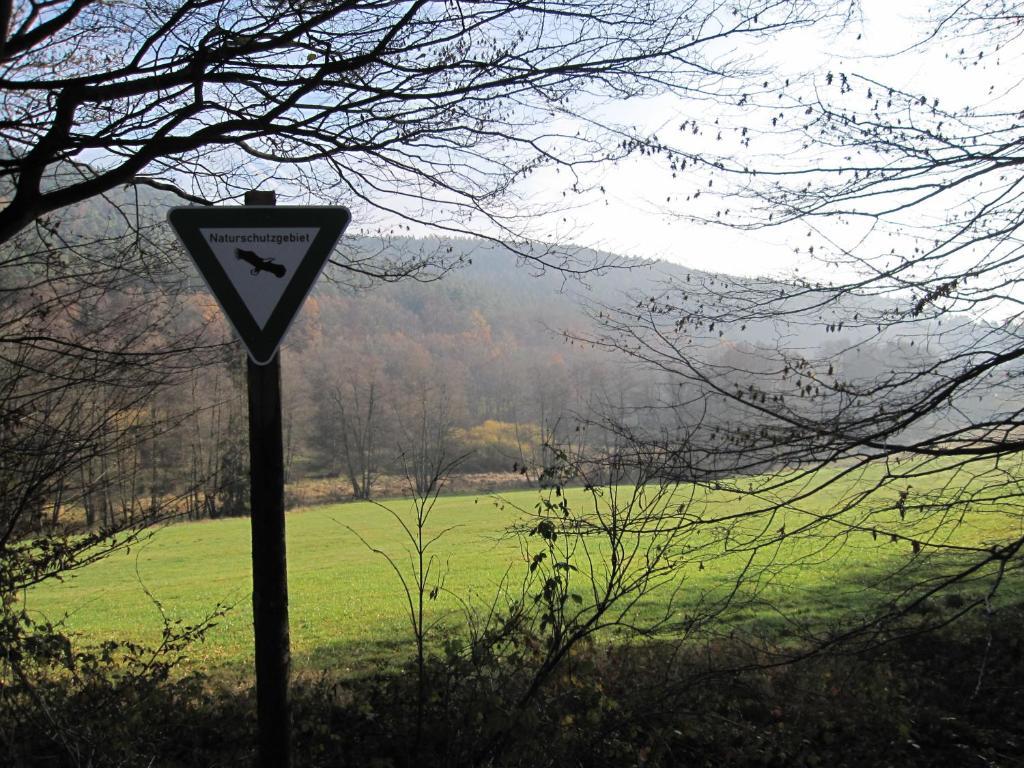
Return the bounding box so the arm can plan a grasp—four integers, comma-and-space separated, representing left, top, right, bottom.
578, 1, 1024, 646
0, 0, 844, 273
0, 192, 227, 704
397, 378, 459, 497
330, 374, 382, 499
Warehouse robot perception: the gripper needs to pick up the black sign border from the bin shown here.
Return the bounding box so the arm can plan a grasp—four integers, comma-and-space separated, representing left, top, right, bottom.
168, 206, 351, 364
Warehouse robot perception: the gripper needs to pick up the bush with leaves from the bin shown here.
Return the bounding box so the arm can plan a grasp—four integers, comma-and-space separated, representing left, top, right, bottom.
1, 584, 229, 767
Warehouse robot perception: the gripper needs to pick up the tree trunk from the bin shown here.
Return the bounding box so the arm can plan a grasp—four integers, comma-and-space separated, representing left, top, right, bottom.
50, 477, 64, 527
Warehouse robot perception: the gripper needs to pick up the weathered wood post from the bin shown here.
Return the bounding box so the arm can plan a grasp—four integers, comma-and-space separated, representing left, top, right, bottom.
168, 192, 350, 768
245, 189, 291, 768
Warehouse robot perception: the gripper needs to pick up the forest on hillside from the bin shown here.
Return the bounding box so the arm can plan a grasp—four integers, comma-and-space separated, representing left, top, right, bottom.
3, 183, 671, 531
7, 186, 1003, 533
9, 225, 707, 529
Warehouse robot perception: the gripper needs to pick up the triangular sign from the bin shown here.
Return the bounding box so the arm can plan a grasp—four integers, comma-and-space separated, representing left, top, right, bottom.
168, 206, 351, 364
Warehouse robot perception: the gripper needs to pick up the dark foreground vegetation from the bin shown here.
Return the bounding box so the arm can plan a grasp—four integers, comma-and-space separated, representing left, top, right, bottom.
4, 606, 1022, 768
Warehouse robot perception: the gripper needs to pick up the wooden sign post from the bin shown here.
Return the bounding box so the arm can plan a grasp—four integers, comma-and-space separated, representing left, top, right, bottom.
168, 192, 351, 767
244, 188, 291, 768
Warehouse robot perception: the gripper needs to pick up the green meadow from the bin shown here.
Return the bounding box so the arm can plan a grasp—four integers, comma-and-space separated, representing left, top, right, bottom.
25, 460, 1024, 676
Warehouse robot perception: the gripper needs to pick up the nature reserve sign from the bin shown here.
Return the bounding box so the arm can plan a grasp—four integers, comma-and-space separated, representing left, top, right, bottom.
167, 206, 351, 363
168, 197, 351, 767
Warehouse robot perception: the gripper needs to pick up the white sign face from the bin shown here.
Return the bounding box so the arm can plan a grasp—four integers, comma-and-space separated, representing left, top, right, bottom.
199, 228, 320, 329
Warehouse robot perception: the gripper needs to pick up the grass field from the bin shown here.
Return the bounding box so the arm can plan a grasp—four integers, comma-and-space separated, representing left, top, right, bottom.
25, 461, 1024, 676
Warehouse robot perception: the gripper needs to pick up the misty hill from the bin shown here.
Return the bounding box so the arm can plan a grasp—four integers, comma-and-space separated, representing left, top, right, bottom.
8, 190, 1005, 475
3, 187, 1012, 508
311, 232, 977, 359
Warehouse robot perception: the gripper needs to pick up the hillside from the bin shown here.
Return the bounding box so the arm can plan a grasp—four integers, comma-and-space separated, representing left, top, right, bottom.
2, 189, 1004, 520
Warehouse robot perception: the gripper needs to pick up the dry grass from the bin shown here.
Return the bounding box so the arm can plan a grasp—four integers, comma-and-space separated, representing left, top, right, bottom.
285, 471, 531, 507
